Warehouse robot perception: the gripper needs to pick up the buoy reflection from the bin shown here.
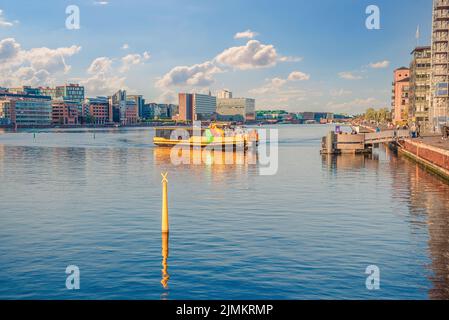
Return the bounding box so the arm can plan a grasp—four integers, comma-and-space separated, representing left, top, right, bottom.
161, 232, 170, 289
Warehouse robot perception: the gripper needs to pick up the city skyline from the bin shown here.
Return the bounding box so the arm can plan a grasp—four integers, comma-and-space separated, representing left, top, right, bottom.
0, 0, 433, 113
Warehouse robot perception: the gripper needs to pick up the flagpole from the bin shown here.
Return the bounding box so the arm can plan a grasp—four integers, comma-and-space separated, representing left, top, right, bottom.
416, 25, 420, 47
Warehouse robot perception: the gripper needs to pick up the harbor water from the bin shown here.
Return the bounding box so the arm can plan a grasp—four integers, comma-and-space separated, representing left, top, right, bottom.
0, 125, 448, 299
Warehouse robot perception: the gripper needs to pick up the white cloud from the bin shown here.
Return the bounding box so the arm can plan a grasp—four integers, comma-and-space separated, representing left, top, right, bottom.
0, 9, 16, 27
338, 71, 362, 80
279, 56, 303, 63
255, 88, 322, 109
250, 70, 310, 94
80, 73, 126, 96
270, 77, 288, 88
80, 56, 126, 96
87, 57, 113, 74
369, 60, 390, 69
327, 97, 380, 114
288, 71, 310, 81
93, 1, 109, 5
80, 51, 150, 96
156, 61, 222, 88
0, 38, 20, 61
119, 52, 151, 72
121, 43, 129, 50
215, 40, 278, 70
158, 90, 177, 104
156, 39, 297, 94
330, 89, 352, 97
22, 45, 81, 73
0, 38, 81, 87
234, 29, 259, 39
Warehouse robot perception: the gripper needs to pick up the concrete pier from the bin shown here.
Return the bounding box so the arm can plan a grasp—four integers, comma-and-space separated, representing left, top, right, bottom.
350, 124, 449, 181
321, 129, 408, 154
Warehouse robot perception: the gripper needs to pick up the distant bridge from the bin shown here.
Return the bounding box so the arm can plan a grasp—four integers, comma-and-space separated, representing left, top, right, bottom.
321, 129, 410, 154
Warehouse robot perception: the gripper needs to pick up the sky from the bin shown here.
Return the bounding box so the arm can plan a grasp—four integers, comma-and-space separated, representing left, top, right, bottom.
0, 0, 434, 114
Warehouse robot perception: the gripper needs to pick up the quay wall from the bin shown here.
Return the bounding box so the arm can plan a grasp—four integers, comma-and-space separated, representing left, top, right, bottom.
399, 140, 449, 181
356, 124, 449, 181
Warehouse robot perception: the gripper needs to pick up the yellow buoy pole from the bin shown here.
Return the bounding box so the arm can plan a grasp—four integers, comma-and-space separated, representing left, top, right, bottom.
161, 172, 169, 234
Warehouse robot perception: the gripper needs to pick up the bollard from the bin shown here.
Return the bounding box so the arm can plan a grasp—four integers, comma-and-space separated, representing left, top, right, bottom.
161, 172, 169, 233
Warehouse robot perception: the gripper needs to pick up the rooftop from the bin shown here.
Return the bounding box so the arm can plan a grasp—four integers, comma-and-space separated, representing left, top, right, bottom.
411, 46, 431, 54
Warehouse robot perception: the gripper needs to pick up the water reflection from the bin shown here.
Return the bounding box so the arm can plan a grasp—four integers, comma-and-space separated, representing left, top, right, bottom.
153, 147, 258, 166
0, 144, 4, 175
161, 232, 170, 290
406, 162, 449, 299
323, 147, 449, 299
321, 153, 381, 173
2, 126, 449, 299
152, 147, 259, 185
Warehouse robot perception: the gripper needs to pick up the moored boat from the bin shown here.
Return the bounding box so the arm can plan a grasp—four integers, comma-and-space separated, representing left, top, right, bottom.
153, 124, 259, 149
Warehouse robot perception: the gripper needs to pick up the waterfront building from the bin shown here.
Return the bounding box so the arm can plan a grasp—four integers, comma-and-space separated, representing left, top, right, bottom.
256, 110, 288, 121
179, 93, 193, 121
39, 87, 58, 100
410, 46, 432, 126
0, 91, 52, 126
217, 97, 256, 122
0, 100, 14, 125
217, 89, 233, 99
55, 84, 85, 103
127, 95, 145, 119
301, 112, 333, 123
178, 93, 217, 121
83, 96, 112, 124
8, 86, 41, 95
52, 100, 80, 125
111, 90, 127, 124
430, 0, 449, 130
168, 104, 179, 118
142, 102, 157, 120
194, 93, 216, 120
391, 67, 410, 124
125, 99, 138, 124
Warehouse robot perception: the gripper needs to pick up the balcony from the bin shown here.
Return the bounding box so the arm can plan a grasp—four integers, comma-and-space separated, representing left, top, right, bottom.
435, 0, 449, 9
433, 21, 449, 30
434, 10, 449, 20
433, 44, 449, 53
434, 33, 449, 41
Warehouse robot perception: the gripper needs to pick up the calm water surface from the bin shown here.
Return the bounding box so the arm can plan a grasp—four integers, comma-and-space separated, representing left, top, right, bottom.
0, 125, 448, 300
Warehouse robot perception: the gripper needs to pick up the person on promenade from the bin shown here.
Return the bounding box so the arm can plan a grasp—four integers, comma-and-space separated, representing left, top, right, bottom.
410, 123, 417, 139
442, 125, 449, 140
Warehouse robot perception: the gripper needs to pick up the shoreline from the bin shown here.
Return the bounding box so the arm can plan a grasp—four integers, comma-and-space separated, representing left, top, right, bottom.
398, 139, 449, 181
357, 124, 449, 181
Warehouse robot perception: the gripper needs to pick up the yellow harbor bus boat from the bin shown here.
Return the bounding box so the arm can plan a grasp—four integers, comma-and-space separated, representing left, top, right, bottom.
153, 124, 259, 149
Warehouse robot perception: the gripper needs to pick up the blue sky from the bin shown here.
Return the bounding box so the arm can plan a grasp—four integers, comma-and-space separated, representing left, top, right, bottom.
0, 0, 433, 114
